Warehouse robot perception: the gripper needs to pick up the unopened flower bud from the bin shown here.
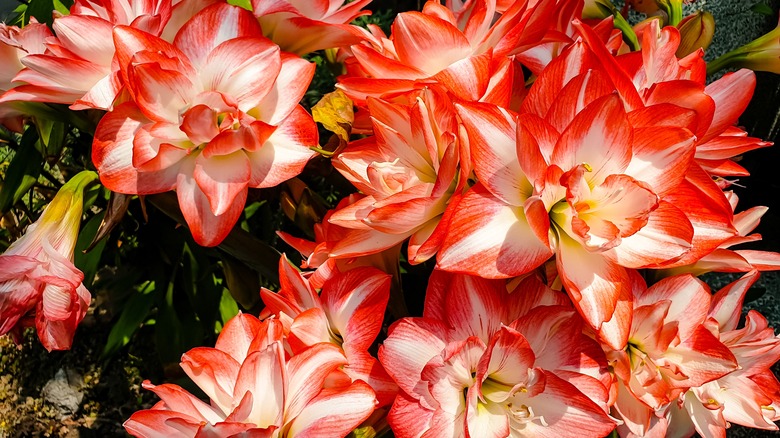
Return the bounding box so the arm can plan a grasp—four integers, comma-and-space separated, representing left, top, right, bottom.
676, 11, 715, 58
582, 0, 614, 20
708, 18, 780, 74
0, 171, 98, 351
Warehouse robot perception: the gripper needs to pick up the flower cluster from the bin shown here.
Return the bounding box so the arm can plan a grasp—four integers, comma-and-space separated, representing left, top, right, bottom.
2, 0, 780, 436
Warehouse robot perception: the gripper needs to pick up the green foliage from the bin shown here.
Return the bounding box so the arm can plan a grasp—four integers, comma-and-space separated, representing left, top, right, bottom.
303, 53, 339, 111
155, 269, 205, 365
34, 119, 67, 158
102, 280, 157, 358
227, 0, 253, 11
218, 289, 240, 327
74, 211, 108, 288
352, 8, 395, 35
750, 2, 775, 16
0, 128, 43, 213
18, 0, 72, 26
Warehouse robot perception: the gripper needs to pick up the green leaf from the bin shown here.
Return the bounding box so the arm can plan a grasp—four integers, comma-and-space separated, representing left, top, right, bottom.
147, 192, 281, 281
27, 0, 62, 26
181, 243, 222, 331
349, 426, 378, 438
34, 118, 66, 158
155, 269, 205, 365
9, 4, 27, 25
227, 0, 252, 10
0, 129, 43, 213
751, 2, 775, 15
218, 289, 239, 327
102, 281, 156, 358
74, 212, 107, 288
52, 0, 71, 15
221, 253, 261, 310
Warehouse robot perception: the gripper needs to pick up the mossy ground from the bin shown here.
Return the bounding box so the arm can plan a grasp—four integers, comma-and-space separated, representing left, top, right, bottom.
0, 311, 161, 437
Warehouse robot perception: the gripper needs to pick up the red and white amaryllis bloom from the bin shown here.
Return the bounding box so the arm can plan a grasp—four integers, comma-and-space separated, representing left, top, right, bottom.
437, 36, 737, 341
277, 193, 403, 290
337, 0, 552, 105
92, 3, 318, 246
252, 0, 372, 55
0, 171, 97, 351
0, 0, 211, 110
124, 313, 377, 437
665, 271, 780, 437
604, 21, 771, 179
606, 274, 738, 437
662, 192, 780, 276
260, 256, 398, 406
0, 18, 51, 131
328, 88, 464, 263
379, 270, 613, 437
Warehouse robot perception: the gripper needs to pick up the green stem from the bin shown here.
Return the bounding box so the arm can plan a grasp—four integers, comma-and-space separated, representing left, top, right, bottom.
597, 0, 640, 51
612, 13, 640, 51
668, 1, 683, 26
706, 50, 741, 76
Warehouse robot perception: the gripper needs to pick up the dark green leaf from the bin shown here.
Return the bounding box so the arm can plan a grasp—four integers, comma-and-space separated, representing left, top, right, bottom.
8, 4, 27, 25
221, 253, 261, 310
102, 281, 156, 358
750, 2, 774, 15
34, 118, 66, 158
181, 243, 222, 331
27, 0, 62, 26
74, 212, 107, 288
155, 270, 205, 365
0, 129, 43, 213
147, 192, 281, 281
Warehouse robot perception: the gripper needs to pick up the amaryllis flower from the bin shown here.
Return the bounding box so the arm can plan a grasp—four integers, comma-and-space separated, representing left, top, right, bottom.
0, 0, 215, 110
379, 270, 613, 437
125, 313, 377, 437
328, 88, 464, 264
337, 0, 551, 105
437, 33, 738, 340
92, 3, 318, 246
0, 18, 51, 131
260, 255, 398, 406
665, 271, 780, 436
278, 194, 402, 290
604, 21, 771, 179
252, 0, 372, 55
0, 171, 97, 351
606, 274, 738, 437
661, 192, 780, 276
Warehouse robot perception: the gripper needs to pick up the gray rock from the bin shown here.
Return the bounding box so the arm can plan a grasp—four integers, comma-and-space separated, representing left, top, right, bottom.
41, 368, 83, 419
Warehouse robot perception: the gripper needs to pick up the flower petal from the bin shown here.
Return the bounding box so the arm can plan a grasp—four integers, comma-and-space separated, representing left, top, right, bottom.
174, 3, 264, 68
437, 183, 553, 278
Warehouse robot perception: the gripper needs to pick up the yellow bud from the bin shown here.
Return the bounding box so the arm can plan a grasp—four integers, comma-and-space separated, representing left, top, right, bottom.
10, 171, 98, 257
